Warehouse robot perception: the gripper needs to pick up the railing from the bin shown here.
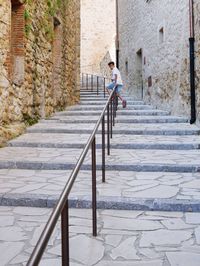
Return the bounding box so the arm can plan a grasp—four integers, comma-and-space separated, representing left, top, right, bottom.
81, 73, 111, 98
27, 73, 118, 266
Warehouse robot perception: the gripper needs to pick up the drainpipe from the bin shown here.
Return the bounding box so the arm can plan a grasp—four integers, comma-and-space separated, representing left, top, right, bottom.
116, 0, 119, 68
189, 0, 196, 124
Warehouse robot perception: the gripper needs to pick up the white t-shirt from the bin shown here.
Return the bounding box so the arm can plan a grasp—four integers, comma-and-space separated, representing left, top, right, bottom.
112, 67, 123, 85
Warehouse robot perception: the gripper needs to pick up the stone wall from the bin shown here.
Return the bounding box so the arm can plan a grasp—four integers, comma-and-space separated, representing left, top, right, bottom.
118, 0, 200, 121
0, 0, 80, 134
81, 0, 116, 76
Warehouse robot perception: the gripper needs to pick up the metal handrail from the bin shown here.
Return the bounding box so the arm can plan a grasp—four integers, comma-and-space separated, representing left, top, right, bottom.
81, 73, 111, 97
27, 74, 118, 266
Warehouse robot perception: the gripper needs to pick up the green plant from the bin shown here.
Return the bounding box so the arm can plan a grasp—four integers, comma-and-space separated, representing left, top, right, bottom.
23, 114, 40, 126
24, 8, 32, 36
24, 0, 69, 40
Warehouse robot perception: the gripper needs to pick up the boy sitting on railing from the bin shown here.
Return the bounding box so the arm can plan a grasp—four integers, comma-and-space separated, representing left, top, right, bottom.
106, 61, 127, 108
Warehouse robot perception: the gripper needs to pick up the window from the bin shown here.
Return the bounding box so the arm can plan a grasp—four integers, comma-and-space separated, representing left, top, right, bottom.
159, 27, 164, 44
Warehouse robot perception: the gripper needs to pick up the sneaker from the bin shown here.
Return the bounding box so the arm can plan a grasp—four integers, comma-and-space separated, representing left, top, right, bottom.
122, 100, 127, 108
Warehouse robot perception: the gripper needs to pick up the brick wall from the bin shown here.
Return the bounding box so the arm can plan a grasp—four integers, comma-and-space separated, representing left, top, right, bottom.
118, 0, 200, 121
0, 0, 80, 130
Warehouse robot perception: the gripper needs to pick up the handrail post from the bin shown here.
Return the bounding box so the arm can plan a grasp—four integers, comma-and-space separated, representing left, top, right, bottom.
92, 137, 97, 237
87, 74, 88, 90
107, 104, 110, 155
91, 75, 93, 92
104, 77, 106, 98
97, 76, 99, 95
102, 115, 105, 183
82, 73, 84, 88
113, 91, 116, 125
110, 98, 113, 139
115, 90, 117, 118
61, 200, 69, 266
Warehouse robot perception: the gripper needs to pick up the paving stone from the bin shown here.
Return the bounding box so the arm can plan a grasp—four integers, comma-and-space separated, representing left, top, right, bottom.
103, 216, 163, 231
123, 185, 179, 198
30, 224, 46, 246
166, 252, 200, 266
195, 226, 200, 244
110, 236, 139, 260
0, 226, 27, 241
95, 261, 163, 266
69, 235, 105, 265
10, 254, 29, 264
39, 258, 61, 266
0, 215, 14, 226
144, 211, 183, 218
161, 218, 195, 230
105, 234, 123, 247
185, 213, 200, 224
140, 229, 192, 247
139, 248, 162, 259
0, 242, 24, 266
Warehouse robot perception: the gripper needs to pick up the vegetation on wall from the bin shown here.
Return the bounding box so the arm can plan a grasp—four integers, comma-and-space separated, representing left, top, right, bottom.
24, 0, 68, 39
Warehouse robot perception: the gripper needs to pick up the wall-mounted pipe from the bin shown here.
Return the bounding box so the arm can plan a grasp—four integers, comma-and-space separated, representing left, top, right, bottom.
116, 0, 119, 68
189, 0, 196, 124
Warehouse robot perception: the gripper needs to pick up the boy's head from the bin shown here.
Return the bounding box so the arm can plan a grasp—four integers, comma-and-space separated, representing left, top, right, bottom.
108, 61, 115, 70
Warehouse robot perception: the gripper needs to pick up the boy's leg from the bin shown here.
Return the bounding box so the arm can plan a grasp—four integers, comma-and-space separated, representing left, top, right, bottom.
116, 85, 127, 108
106, 82, 115, 95
117, 94, 123, 102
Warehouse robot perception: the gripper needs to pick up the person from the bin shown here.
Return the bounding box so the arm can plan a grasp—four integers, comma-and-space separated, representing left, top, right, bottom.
106, 61, 127, 108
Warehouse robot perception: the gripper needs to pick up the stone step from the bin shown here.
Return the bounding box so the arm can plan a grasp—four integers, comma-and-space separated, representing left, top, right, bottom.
65, 105, 154, 111
44, 116, 188, 124
80, 95, 136, 101
8, 133, 200, 150
0, 147, 200, 172
27, 122, 199, 136
55, 110, 170, 117
0, 169, 200, 212
79, 101, 144, 105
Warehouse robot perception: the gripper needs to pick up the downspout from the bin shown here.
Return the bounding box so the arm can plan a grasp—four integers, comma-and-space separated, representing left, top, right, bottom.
189, 0, 196, 124
116, 0, 119, 68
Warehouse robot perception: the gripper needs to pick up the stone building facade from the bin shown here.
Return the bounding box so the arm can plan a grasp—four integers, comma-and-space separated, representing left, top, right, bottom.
118, 0, 200, 122
81, 0, 116, 76
0, 0, 80, 142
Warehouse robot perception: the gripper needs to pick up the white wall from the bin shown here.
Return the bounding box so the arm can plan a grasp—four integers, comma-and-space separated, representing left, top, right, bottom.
81, 0, 116, 76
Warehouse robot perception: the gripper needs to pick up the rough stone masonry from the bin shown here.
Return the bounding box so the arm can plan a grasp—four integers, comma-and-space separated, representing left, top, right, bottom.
118, 0, 200, 123
0, 0, 80, 143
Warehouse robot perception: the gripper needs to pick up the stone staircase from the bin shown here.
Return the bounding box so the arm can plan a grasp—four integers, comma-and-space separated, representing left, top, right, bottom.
0, 89, 199, 212
1, 89, 200, 266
